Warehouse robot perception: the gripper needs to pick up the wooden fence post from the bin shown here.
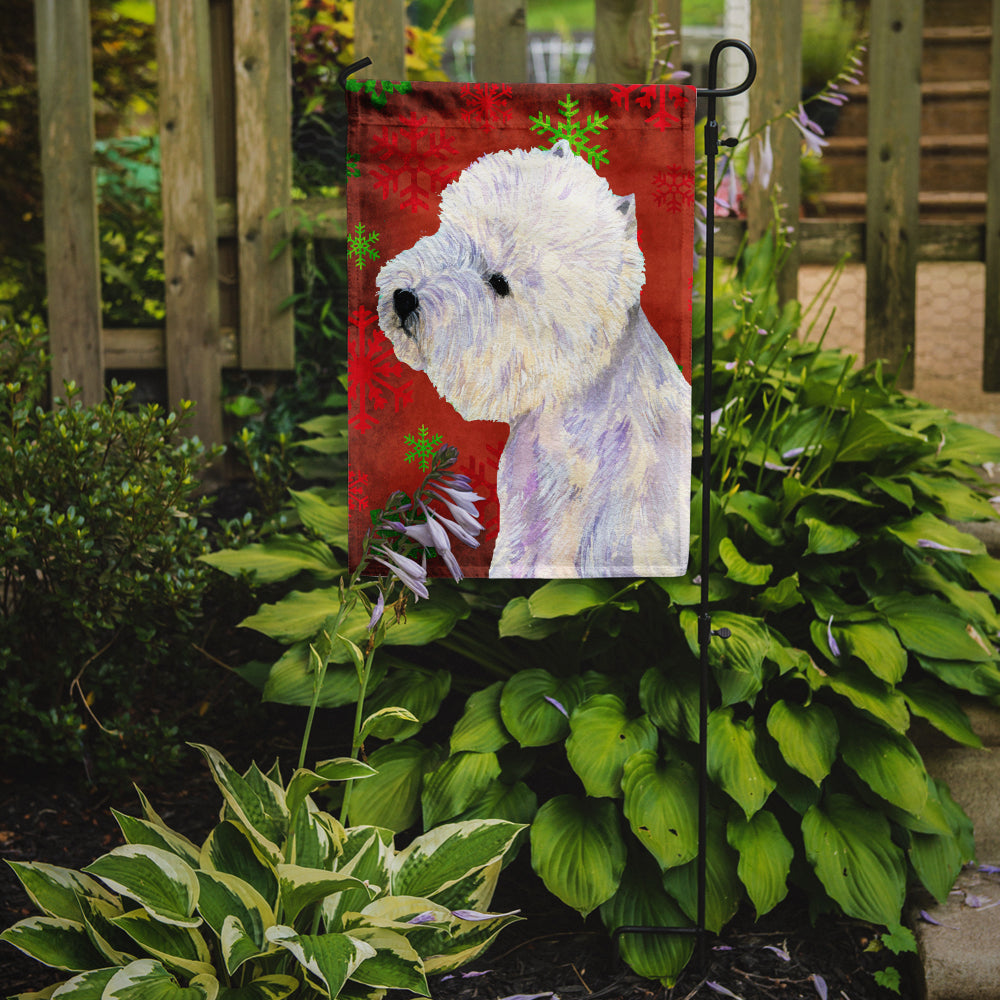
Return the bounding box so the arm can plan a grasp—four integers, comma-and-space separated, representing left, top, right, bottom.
354, 0, 406, 80
34, 0, 104, 405
233, 0, 294, 370
157, 0, 223, 445
983, 0, 1000, 390
864, 0, 923, 390
474, 0, 527, 82
746, 0, 801, 305
594, 0, 651, 84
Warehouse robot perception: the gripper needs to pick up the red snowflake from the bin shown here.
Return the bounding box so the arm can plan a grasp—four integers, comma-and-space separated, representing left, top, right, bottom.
369, 112, 460, 212
457, 442, 503, 542
348, 469, 370, 513
459, 83, 513, 127
347, 305, 413, 432
611, 83, 689, 130
653, 165, 695, 212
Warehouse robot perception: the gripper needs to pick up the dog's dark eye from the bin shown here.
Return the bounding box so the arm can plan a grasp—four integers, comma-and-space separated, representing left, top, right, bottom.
488, 273, 510, 297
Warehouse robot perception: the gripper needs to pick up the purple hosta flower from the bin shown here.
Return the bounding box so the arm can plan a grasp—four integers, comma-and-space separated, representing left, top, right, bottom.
451, 908, 521, 921
715, 157, 741, 215
707, 983, 742, 999
763, 944, 791, 962
979, 864, 1000, 874
372, 545, 429, 600
407, 911, 438, 925
427, 487, 484, 537
417, 501, 463, 581
811, 974, 828, 1000
367, 590, 385, 631
746, 124, 774, 191
441, 970, 493, 982
827, 616, 842, 657
917, 538, 973, 555
791, 103, 828, 156
919, 909, 958, 929
544, 695, 569, 718
497, 994, 557, 1000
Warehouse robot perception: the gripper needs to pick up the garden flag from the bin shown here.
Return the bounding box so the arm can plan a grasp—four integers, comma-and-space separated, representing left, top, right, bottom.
346, 81, 695, 579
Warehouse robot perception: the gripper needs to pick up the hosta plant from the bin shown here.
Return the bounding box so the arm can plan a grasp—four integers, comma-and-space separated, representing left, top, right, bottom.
1, 744, 523, 999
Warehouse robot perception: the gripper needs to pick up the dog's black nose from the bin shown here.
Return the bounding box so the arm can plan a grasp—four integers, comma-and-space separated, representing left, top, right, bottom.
393, 289, 419, 324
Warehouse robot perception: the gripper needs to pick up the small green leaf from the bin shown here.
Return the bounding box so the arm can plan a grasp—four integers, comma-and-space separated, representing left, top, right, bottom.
639, 664, 699, 743
450, 682, 511, 754
200, 536, 342, 584
288, 489, 348, 545
901, 680, 982, 748
719, 537, 773, 585
277, 865, 373, 925
497, 597, 564, 639
110, 909, 214, 978
421, 751, 502, 829
346, 740, 442, 832
499, 670, 584, 747
727, 811, 793, 917
707, 708, 776, 819
527, 579, 617, 618
765, 700, 838, 786
803, 517, 859, 556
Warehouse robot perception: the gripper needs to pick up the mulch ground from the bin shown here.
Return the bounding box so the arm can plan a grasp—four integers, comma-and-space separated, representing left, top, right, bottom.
1, 740, 913, 1000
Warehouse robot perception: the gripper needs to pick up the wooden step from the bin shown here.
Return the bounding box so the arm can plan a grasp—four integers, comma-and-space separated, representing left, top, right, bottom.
813, 190, 987, 222
922, 0, 992, 28
922, 25, 993, 83
832, 80, 991, 137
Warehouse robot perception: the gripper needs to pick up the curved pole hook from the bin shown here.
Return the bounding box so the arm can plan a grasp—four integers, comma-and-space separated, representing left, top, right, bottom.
337, 57, 373, 92
700, 38, 757, 99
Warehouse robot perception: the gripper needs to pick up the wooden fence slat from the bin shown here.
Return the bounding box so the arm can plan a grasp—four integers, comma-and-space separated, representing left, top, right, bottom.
746, 0, 802, 304
983, 0, 1000, 390
474, 0, 527, 82
864, 0, 923, 390
34, 0, 103, 405
354, 0, 406, 80
157, 0, 223, 445
233, 0, 294, 369
594, 0, 652, 83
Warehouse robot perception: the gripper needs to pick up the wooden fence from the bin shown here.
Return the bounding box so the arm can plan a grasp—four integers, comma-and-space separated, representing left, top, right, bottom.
33, 0, 1000, 445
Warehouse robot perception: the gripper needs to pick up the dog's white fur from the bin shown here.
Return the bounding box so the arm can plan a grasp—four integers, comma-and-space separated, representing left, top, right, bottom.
376, 139, 690, 578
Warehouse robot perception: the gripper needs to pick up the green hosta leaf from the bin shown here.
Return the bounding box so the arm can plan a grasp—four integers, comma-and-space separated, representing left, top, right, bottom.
195, 871, 273, 974
83, 846, 200, 928
727, 811, 793, 918
0, 916, 107, 971
265, 926, 375, 997
359, 706, 421, 742
453, 779, 538, 827
216, 975, 299, 1000
901, 680, 982, 748
260, 643, 387, 709
835, 409, 927, 463
527, 579, 617, 618
835, 621, 907, 684
802, 793, 906, 926
808, 661, 910, 732
103, 959, 218, 1000
347, 740, 442, 831
450, 682, 511, 754
803, 517, 859, 556
886, 512, 985, 557
112, 812, 201, 868
661, 810, 741, 933
639, 663, 699, 742
200, 535, 341, 584
111, 908, 214, 978
530, 795, 626, 917
755, 573, 804, 614
655, 572, 737, 606
916, 655, 1000, 697
345, 926, 428, 994
599, 853, 694, 987
909, 827, 966, 905
497, 596, 564, 639
285, 759, 375, 823
621, 751, 698, 870
874, 594, 995, 662
421, 751, 502, 828
392, 819, 524, 900
724, 490, 784, 545
839, 718, 928, 816
190, 746, 287, 862
707, 708, 776, 818
499, 670, 584, 747
765, 701, 838, 786
718, 537, 772, 585
565, 695, 658, 798
967, 553, 1000, 597
362, 666, 451, 740
277, 865, 374, 925
680, 610, 770, 706
866, 474, 914, 509
911, 562, 1000, 633
906, 472, 998, 522
4, 862, 118, 923
200, 822, 278, 910
288, 489, 349, 545
935, 421, 1000, 465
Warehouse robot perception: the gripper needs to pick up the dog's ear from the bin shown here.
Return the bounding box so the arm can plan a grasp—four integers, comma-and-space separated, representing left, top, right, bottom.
550, 138, 573, 158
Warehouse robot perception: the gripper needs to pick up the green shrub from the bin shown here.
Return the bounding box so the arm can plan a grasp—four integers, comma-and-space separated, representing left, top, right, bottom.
0, 317, 220, 783
1, 743, 524, 998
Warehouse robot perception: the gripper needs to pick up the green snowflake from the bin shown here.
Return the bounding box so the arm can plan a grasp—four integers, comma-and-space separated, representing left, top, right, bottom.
404, 424, 442, 471
347, 222, 380, 269
346, 152, 360, 178
529, 93, 610, 168
345, 78, 414, 108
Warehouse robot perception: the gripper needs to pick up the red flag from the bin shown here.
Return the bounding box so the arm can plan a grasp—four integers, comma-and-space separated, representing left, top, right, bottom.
347, 81, 694, 579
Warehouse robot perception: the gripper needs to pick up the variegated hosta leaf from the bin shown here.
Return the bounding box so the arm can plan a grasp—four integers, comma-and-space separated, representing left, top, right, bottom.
420, 752, 502, 829
112, 810, 202, 868
621, 751, 699, 871
529, 795, 626, 917
4, 861, 118, 922
0, 916, 107, 971
707, 707, 776, 819
83, 846, 200, 928
765, 700, 838, 786
727, 810, 793, 917
265, 926, 375, 998
200, 822, 278, 910
45, 966, 118, 997
288, 802, 343, 870
450, 681, 511, 754
391, 820, 524, 901
421, 859, 501, 916
78, 894, 136, 966
102, 958, 218, 999
802, 793, 906, 927
195, 871, 274, 974
110, 908, 214, 979
322, 829, 393, 931
565, 695, 658, 799
344, 926, 429, 995
599, 853, 694, 987
190, 745, 288, 863
276, 864, 375, 925
285, 760, 375, 824
214, 975, 299, 1000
